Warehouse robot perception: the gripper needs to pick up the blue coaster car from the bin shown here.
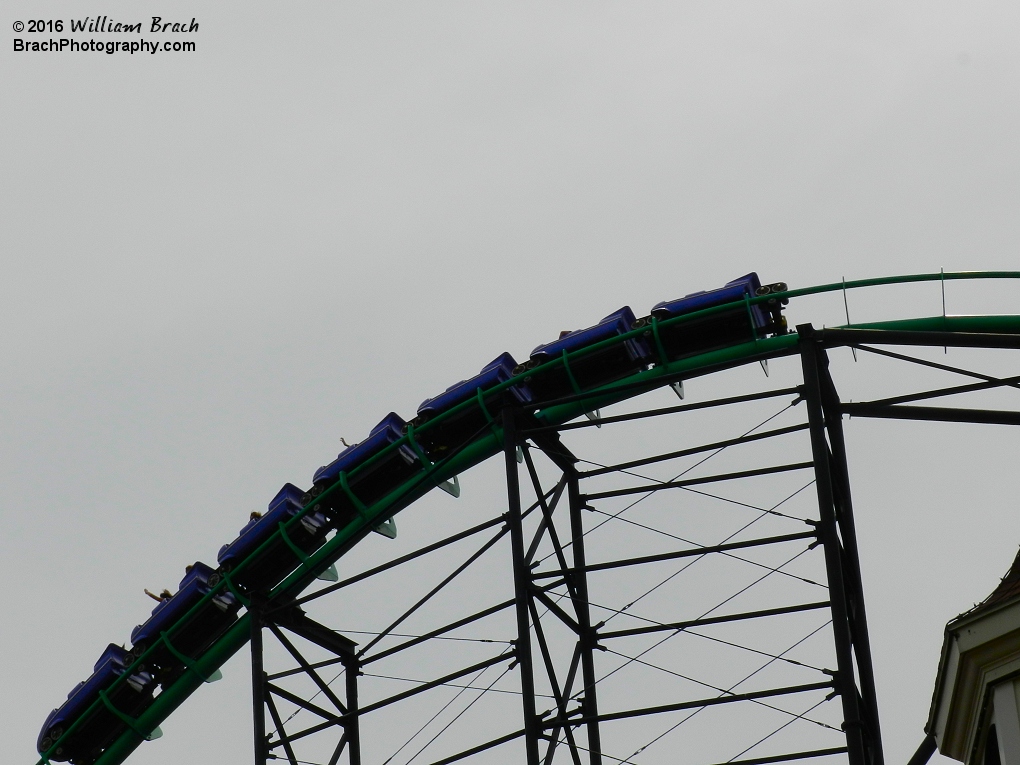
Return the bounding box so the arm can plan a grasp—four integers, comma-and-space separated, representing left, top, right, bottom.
633, 273, 788, 363
307, 412, 423, 523
130, 561, 240, 684
37, 643, 156, 764
218, 483, 330, 593
410, 353, 532, 460
513, 307, 651, 403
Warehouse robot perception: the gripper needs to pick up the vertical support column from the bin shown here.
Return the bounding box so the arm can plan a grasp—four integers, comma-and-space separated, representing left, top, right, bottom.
816, 354, 885, 765
345, 653, 362, 765
504, 408, 542, 765
250, 598, 268, 765
568, 471, 603, 765
799, 331, 870, 765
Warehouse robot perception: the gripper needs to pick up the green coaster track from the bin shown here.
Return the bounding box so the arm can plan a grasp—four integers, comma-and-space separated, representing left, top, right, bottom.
36, 270, 1020, 765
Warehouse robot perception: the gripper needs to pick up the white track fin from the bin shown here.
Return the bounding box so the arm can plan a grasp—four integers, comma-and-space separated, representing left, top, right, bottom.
439, 475, 461, 498
373, 517, 397, 539
316, 564, 339, 582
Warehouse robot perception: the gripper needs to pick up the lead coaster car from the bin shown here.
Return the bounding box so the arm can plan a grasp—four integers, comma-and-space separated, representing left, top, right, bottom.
218, 483, 330, 594
129, 561, 240, 685
633, 273, 789, 363
306, 412, 424, 523
408, 352, 533, 461
513, 306, 652, 404
37, 644, 156, 764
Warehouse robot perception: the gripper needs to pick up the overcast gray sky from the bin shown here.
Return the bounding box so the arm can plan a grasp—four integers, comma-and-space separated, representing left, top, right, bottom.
4, 2, 1020, 763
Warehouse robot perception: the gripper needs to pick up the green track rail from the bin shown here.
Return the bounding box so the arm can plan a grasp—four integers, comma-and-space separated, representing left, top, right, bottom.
36, 271, 1020, 765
